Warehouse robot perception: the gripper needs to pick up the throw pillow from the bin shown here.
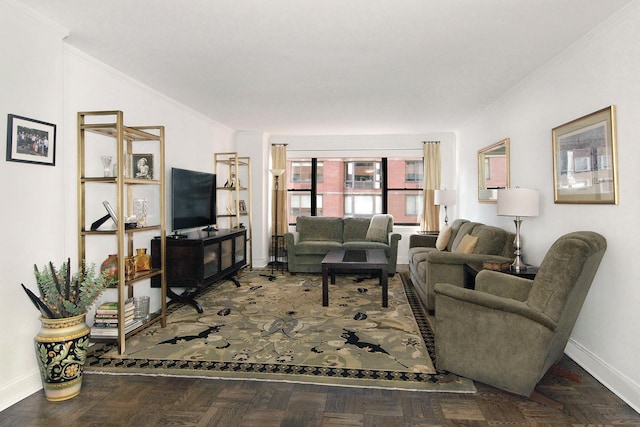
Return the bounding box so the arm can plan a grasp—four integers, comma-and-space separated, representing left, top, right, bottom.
435, 226, 452, 251
366, 214, 390, 243
454, 234, 479, 254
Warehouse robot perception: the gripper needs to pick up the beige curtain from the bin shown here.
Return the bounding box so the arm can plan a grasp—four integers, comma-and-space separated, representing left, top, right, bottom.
421, 141, 441, 232
271, 144, 288, 236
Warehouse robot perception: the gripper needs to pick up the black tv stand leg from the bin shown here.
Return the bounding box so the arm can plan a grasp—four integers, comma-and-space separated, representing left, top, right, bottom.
167, 288, 204, 313
229, 275, 241, 287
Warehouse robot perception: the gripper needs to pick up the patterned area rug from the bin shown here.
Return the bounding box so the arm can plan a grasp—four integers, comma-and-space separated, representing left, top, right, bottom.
85, 270, 475, 392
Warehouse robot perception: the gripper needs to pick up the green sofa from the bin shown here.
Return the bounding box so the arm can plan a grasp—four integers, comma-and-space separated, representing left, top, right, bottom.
408, 219, 516, 312
284, 215, 402, 275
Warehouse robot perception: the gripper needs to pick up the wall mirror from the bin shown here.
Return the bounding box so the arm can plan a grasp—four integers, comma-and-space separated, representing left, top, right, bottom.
478, 138, 510, 203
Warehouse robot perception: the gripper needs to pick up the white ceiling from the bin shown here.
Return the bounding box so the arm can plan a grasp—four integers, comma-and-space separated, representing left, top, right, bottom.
16, 0, 634, 135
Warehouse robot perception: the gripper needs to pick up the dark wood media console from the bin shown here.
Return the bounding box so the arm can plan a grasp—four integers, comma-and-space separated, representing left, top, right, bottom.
151, 228, 247, 312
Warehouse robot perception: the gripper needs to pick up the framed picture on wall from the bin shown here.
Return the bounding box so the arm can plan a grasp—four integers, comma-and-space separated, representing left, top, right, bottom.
552, 105, 618, 204
6, 114, 57, 166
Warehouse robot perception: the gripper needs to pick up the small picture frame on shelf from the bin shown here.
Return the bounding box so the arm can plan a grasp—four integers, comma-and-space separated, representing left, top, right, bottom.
238, 200, 247, 214
102, 201, 118, 227
132, 153, 153, 180
6, 114, 56, 166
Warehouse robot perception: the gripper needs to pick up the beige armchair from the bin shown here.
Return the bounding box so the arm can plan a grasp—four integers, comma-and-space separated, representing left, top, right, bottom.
433, 231, 606, 397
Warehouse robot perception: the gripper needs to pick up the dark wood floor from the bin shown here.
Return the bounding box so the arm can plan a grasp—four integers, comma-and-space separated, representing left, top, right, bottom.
1, 354, 639, 426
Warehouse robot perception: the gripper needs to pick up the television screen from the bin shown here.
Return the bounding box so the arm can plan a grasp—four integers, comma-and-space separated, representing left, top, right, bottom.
171, 167, 216, 231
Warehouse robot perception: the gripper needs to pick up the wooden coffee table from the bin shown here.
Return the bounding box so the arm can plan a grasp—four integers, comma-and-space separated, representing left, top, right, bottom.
321, 249, 389, 307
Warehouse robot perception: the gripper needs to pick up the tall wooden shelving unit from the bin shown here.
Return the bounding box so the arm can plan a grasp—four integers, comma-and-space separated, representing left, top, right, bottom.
214, 152, 253, 269
78, 110, 166, 354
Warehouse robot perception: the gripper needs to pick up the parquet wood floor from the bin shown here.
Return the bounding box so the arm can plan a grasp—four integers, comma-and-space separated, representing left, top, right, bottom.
1, 354, 638, 426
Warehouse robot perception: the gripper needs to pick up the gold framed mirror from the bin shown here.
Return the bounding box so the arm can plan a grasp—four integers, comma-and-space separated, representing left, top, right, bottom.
478, 138, 510, 203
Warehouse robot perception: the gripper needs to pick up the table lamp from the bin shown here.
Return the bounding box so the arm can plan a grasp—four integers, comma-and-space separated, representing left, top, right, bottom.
497, 187, 539, 272
434, 189, 457, 226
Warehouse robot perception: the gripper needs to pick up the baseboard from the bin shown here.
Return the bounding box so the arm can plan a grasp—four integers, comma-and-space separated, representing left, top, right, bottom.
565, 339, 640, 413
0, 369, 42, 412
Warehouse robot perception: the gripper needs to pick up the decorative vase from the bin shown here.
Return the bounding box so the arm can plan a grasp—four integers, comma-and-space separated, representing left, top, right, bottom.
34, 313, 90, 401
135, 248, 151, 272
100, 254, 118, 280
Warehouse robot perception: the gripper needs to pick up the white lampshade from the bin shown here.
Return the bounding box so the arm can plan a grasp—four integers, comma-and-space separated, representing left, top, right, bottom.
434, 189, 457, 206
497, 188, 539, 217
270, 169, 285, 177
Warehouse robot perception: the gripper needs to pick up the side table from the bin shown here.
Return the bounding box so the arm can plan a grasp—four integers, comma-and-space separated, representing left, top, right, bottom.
464, 262, 539, 289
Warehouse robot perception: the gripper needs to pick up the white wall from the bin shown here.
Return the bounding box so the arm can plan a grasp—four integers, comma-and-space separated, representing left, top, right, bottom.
0, 0, 68, 410
455, 2, 640, 411
0, 0, 235, 411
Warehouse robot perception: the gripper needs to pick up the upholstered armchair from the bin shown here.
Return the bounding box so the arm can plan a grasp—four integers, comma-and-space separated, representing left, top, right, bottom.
433, 231, 606, 397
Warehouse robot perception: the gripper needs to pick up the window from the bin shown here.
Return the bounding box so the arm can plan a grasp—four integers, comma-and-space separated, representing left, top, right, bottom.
405, 160, 423, 182
344, 161, 381, 189
291, 161, 323, 183
286, 157, 423, 225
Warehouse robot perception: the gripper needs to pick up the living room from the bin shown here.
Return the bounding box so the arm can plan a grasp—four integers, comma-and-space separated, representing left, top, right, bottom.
1, 0, 639, 416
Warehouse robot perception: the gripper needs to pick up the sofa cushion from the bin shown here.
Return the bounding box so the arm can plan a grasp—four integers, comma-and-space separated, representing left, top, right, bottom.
454, 234, 479, 254
471, 225, 508, 255
292, 241, 343, 255
343, 241, 390, 255
436, 226, 452, 251
366, 214, 392, 243
343, 217, 371, 242
297, 216, 343, 243
450, 222, 480, 251
446, 219, 470, 251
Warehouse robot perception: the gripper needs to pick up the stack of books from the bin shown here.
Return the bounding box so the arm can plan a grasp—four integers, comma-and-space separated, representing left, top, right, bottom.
90, 299, 143, 338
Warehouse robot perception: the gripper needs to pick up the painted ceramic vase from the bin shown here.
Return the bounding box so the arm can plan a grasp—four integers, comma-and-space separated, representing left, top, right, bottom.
100, 254, 118, 280
34, 313, 90, 401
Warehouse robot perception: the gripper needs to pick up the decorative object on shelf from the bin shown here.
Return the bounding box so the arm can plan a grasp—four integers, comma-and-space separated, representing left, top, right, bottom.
135, 248, 151, 271
497, 187, 540, 272
6, 113, 57, 166
100, 155, 113, 177
100, 254, 118, 281
238, 200, 247, 214
133, 296, 150, 320
132, 153, 153, 180
20, 258, 110, 401
134, 198, 149, 227
125, 256, 136, 279
434, 189, 457, 227
552, 105, 618, 204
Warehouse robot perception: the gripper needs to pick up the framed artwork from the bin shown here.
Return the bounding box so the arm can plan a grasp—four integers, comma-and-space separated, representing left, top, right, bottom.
6, 114, 56, 166
238, 200, 247, 214
102, 201, 118, 227
132, 153, 153, 180
552, 105, 618, 204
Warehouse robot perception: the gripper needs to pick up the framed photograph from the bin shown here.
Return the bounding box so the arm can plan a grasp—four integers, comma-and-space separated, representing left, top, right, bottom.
552, 105, 618, 204
102, 201, 118, 227
6, 114, 56, 166
238, 200, 247, 214
132, 153, 153, 180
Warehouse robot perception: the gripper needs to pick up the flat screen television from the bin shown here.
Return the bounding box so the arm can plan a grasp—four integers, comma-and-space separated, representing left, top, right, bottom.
171, 167, 217, 233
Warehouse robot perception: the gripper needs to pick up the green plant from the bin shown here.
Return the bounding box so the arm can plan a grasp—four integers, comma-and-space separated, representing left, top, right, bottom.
21, 258, 112, 319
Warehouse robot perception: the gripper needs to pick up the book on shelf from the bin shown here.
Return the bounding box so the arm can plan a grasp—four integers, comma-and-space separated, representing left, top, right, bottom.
95, 299, 135, 315
90, 318, 144, 338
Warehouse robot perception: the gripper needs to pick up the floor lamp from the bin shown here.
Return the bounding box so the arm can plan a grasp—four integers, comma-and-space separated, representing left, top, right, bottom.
497, 188, 539, 272
434, 189, 457, 227
270, 168, 285, 274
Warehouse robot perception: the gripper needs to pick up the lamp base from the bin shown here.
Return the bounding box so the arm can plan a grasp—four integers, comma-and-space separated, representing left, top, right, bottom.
510, 257, 528, 272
